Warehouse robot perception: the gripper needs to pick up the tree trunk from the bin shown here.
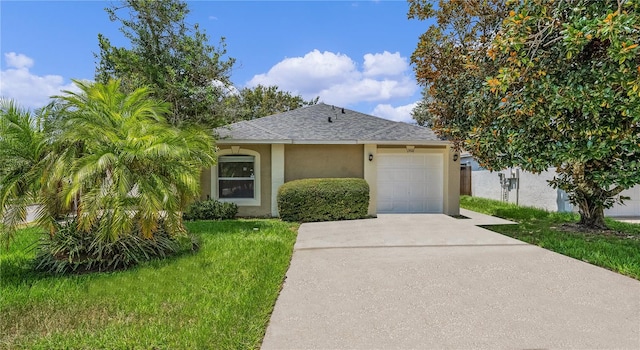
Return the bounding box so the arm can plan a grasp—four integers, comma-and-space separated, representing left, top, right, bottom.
576, 196, 607, 229
563, 162, 611, 230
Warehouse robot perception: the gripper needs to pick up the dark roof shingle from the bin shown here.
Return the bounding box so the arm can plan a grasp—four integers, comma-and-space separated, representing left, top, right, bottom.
216, 103, 442, 144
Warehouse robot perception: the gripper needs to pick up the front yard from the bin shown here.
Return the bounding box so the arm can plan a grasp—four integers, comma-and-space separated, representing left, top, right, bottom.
3, 198, 639, 348
461, 196, 640, 280
0, 220, 298, 349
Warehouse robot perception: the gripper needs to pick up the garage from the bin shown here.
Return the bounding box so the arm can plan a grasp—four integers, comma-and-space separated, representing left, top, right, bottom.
376, 153, 444, 213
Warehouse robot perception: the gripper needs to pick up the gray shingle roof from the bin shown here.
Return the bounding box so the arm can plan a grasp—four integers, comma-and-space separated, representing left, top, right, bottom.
215, 103, 443, 144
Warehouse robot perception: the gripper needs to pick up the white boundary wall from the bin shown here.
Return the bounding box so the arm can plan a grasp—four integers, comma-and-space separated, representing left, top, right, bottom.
607, 186, 640, 217
471, 167, 640, 217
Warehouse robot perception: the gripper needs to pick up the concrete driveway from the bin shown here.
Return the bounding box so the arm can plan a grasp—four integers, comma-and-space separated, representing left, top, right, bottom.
262, 210, 640, 349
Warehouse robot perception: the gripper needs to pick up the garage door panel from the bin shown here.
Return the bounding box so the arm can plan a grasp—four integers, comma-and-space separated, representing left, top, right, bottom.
407, 200, 426, 213
426, 175, 443, 198
426, 199, 443, 212
377, 182, 395, 200
408, 188, 426, 199
425, 154, 443, 166
379, 169, 404, 182
376, 153, 444, 214
408, 169, 426, 182
394, 201, 411, 213
426, 188, 442, 198
395, 184, 411, 199
377, 200, 393, 212
410, 155, 426, 167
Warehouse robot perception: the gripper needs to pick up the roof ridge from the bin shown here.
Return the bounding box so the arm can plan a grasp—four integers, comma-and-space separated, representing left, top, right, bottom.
246, 120, 288, 139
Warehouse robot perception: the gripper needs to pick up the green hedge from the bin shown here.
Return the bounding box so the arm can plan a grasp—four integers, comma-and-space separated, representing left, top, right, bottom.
183, 199, 238, 221
277, 178, 370, 222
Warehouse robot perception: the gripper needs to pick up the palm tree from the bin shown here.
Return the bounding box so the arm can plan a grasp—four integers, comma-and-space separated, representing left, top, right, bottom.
2, 80, 215, 269
0, 99, 52, 244
55, 79, 216, 242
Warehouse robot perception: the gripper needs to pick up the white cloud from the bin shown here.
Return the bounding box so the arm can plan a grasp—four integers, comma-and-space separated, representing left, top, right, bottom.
249, 50, 359, 95
317, 77, 416, 106
247, 49, 418, 107
372, 102, 418, 124
363, 51, 407, 77
1, 52, 77, 109
5, 52, 34, 69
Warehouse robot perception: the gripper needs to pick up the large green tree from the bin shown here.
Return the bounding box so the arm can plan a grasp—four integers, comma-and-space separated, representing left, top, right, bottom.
95, 0, 235, 127
486, 0, 640, 228
408, 0, 507, 149
410, 0, 640, 228
223, 85, 319, 123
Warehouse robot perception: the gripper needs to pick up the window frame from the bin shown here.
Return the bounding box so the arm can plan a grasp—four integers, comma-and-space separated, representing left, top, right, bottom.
212, 148, 261, 206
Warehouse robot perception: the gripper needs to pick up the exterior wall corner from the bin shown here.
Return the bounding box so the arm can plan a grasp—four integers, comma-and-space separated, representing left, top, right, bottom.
444, 145, 461, 216
271, 144, 285, 217
363, 144, 378, 216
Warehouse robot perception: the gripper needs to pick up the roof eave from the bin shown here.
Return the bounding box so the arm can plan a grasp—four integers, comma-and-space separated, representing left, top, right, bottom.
216, 139, 450, 146
216, 139, 293, 144
358, 140, 449, 146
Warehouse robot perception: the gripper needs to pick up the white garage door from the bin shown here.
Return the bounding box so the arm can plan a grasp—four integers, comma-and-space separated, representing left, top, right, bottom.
376, 153, 443, 213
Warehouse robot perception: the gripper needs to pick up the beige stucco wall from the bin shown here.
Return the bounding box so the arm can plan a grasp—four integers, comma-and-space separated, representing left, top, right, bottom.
363, 144, 377, 215
444, 146, 461, 216
215, 144, 272, 217
206, 142, 460, 218
284, 144, 364, 182
199, 167, 211, 200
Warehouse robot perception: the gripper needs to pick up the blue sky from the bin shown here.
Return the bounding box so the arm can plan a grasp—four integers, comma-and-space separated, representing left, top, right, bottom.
1, 0, 432, 123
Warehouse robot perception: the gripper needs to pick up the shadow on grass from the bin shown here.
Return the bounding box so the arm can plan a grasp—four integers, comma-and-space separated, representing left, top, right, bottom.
2, 219, 293, 288
185, 219, 277, 234
1, 234, 199, 289
492, 207, 579, 224
1, 249, 201, 290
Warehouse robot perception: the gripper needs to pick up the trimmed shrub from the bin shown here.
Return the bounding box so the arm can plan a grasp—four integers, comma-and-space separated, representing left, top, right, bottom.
278, 178, 370, 222
183, 199, 238, 221
34, 219, 197, 274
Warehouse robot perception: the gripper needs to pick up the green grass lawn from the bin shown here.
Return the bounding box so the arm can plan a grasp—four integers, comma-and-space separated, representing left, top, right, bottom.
0, 220, 298, 349
461, 196, 640, 280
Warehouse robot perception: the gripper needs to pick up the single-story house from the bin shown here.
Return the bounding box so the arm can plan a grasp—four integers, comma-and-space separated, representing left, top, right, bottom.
201, 103, 460, 217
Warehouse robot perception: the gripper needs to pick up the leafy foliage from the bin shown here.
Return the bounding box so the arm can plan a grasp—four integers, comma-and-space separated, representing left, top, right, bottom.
277, 178, 370, 222
95, 0, 235, 127
483, 0, 640, 228
408, 0, 507, 148
54, 80, 215, 243
409, 0, 640, 228
0, 80, 216, 271
34, 218, 196, 274
223, 85, 319, 123
183, 199, 238, 221
0, 100, 52, 244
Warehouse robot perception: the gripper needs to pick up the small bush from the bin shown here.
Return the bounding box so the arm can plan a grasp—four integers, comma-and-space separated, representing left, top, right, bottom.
278, 178, 370, 222
183, 199, 238, 221
34, 219, 197, 274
